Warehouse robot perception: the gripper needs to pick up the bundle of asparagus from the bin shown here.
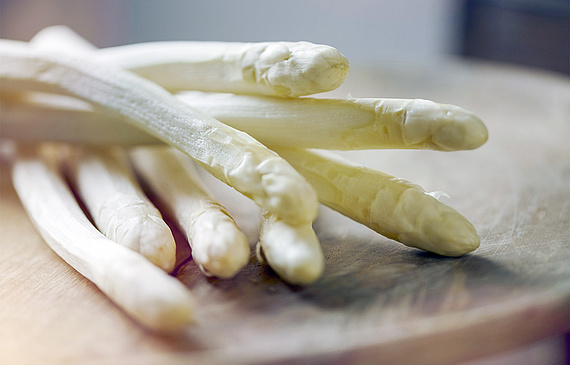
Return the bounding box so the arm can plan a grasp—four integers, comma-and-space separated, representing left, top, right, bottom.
0, 26, 487, 332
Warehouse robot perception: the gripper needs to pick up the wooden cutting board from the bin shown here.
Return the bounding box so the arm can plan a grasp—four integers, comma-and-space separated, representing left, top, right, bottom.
1, 59, 568, 365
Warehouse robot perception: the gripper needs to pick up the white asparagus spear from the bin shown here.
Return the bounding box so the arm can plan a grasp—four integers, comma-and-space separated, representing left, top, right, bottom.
178, 91, 489, 151
274, 147, 480, 256
64, 146, 176, 272
11, 145, 195, 332
29, 26, 349, 98
257, 213, 324, 285
129, 147, 250, 279
29, 25, 349, 98
92, 40, 349, 98
0, 39, 318, 226
0, 91, 488, 151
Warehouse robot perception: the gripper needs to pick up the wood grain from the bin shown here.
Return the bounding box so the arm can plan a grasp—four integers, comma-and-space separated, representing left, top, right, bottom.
1, 59, 568, 365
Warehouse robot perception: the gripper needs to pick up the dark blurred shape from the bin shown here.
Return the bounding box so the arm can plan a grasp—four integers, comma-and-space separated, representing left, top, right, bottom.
460, 0, 570, 75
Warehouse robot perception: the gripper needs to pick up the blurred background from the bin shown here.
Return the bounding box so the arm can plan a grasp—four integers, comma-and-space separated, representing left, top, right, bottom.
0, 0, 568, 75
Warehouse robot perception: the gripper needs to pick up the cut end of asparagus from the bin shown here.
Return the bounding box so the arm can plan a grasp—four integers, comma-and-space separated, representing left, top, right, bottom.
242, 41, 349, 97
383, 188, 480, 256
402, 100, 488, 151
190, 210, 251, 279
258, 215, 324, 285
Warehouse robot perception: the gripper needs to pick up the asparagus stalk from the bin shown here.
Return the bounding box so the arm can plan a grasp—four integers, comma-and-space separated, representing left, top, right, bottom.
63, 146, 176, 272
178, 91, 488, 151
129, 147, 250, 279
10, 145, 195, 332
274, 147, 480, 256
30, 25, 349, 98
93, 40, 348, 98
0, 91, 488, 151
0, 39, 318, 226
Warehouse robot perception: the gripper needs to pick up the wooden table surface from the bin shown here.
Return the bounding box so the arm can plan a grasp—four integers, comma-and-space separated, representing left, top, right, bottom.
1, 58, 569, 365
